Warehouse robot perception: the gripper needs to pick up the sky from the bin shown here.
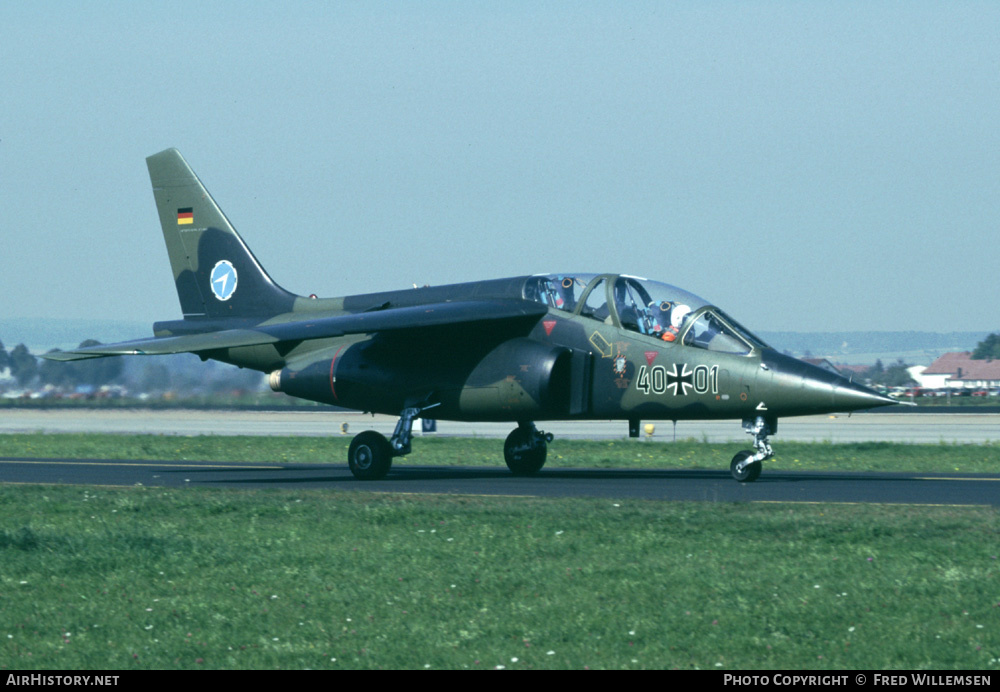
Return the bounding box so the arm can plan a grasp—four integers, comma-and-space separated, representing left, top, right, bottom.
2, 1, 998, 335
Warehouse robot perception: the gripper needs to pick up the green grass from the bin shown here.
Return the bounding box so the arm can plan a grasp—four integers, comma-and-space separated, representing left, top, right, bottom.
0, 486, 997, 670
1, 434, 999, 669
1, 433, 998, 474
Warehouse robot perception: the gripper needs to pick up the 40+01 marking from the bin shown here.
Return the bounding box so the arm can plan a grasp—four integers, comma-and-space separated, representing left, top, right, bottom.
635, 364, 719, 396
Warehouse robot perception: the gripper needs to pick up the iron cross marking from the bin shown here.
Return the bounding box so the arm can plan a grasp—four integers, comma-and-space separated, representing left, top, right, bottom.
666, 363, 694, 396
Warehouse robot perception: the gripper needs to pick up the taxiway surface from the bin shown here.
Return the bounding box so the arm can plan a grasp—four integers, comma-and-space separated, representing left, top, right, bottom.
1, 457, 998, 506
2, 409, 998, 505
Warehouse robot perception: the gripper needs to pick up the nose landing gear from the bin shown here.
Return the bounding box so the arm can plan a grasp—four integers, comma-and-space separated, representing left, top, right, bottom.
731, 416, 775, 482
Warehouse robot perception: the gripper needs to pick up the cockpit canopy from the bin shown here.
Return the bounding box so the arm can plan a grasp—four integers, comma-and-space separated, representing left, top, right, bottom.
523, 274, 769, 356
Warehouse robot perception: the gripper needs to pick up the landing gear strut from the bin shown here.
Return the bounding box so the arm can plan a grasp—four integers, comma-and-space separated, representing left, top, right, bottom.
730, 416, 775, 483
504, 422, 552, 476
347, 404, 439, 480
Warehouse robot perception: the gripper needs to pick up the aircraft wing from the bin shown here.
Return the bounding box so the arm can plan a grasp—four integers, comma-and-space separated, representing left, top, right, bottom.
40, 329, 282, 360
42, 299, 549, 361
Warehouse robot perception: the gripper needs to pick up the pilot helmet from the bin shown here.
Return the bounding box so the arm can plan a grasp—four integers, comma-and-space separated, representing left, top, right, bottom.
671, 304, 691, 329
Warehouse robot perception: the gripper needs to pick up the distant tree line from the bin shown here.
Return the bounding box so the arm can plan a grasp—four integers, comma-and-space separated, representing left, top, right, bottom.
0, 338, 43, 387
863, 359, 914, 388
971, 333, 1000, 360
0, 337, 263, 394
38, 340, 124, 388
0, 338, 124, 388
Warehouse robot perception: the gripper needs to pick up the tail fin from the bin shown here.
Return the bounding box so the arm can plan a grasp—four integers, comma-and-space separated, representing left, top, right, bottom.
146, 148, 298, 320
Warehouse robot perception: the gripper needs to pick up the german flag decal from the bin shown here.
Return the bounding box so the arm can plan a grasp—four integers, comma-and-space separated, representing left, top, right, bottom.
177, 207, 194, 225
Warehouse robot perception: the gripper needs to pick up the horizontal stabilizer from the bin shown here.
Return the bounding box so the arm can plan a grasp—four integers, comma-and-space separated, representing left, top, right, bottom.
41, 299, 548, 362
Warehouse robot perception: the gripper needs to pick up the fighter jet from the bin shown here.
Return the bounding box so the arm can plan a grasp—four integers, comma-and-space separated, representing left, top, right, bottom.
45, 149, 897, 482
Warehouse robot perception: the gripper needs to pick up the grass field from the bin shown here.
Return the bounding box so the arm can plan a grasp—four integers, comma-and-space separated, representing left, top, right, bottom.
1, 434, 998, 670
1, 432, 998, 474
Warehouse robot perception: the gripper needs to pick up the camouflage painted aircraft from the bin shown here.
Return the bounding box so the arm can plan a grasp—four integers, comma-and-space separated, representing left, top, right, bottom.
45, 149, 897, 482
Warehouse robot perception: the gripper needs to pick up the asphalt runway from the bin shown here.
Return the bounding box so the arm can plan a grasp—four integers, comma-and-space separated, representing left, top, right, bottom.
1, 457, 998, 506
2, 409, 998, 505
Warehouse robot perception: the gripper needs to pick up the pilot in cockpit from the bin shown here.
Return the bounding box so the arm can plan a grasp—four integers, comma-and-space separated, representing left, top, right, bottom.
551, 277, 577, 312
652, 302, 691, 342
531, 276, 575, 312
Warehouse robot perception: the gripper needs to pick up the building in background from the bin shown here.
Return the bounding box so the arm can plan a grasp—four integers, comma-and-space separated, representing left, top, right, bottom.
918, 352, 1000, 390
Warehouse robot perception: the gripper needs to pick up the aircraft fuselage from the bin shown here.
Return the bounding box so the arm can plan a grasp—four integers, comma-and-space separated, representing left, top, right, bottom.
158, 272, 892, 428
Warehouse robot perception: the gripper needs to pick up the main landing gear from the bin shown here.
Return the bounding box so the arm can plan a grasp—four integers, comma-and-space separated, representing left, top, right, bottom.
347, 430, 393, 481
730, 416, 775, 483
347, 411, 554, 480
503, 422, 553, 476
347, 405, 437, 481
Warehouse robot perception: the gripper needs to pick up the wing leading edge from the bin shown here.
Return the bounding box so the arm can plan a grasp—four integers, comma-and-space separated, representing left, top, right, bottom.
42, 299, 549, 362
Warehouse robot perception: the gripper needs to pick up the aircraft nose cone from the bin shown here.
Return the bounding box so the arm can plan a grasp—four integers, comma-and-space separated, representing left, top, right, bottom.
832, 378, 898, 411
760, 352, 898, 415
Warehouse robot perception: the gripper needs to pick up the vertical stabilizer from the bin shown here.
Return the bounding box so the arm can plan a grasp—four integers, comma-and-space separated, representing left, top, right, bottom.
146, 148, 298, 319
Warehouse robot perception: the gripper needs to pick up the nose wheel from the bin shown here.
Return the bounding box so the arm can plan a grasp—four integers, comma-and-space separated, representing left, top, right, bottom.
731, 416, 774, 482
730, 450, 762, 482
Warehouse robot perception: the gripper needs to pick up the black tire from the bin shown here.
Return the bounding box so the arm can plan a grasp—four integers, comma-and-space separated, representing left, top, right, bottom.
348, 431, 393, 480
730, 450, 762, 483
504, 427, 547, 476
